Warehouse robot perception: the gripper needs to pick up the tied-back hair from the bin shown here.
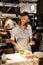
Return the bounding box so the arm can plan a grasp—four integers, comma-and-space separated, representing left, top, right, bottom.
18, 12, 29, 28
4, 17, 10, 21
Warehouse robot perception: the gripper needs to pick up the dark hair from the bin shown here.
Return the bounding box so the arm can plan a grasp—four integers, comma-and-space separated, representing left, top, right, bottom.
20, 12, 29, 18
5, 17, 9, 21
18, 12, 29, 28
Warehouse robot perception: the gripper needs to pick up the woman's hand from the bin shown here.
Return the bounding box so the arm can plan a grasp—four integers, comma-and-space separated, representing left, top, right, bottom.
15, 44, 21, 50
29, 38, 35, 46
29, 41, 35, 46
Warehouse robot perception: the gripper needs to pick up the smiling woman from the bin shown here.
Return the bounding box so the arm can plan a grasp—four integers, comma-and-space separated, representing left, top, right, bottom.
10, 12, 35, 52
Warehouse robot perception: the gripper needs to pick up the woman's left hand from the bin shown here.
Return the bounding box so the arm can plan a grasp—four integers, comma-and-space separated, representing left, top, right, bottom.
29, 41, 35, 46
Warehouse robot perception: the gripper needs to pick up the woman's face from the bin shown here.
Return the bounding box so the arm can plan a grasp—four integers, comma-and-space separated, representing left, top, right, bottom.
21, 16, 29, 25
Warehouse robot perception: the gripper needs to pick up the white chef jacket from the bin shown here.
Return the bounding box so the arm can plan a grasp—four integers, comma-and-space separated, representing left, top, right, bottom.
4, 19, 14, 29
11, 24, 32, 52
4, 19, 16, 34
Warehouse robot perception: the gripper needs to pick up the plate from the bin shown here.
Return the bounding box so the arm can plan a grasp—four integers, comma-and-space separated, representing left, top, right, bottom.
24, 54, 33, 58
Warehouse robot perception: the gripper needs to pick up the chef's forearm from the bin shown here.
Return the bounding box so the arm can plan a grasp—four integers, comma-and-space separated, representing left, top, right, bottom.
10, 40, 17, 46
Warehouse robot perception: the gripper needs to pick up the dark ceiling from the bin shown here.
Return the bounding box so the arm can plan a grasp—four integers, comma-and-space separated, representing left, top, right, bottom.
0, 0, 20, 14
0, 0, 19, 3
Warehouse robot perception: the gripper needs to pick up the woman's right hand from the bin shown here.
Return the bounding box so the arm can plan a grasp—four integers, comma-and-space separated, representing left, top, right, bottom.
15, 44, 21, 50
